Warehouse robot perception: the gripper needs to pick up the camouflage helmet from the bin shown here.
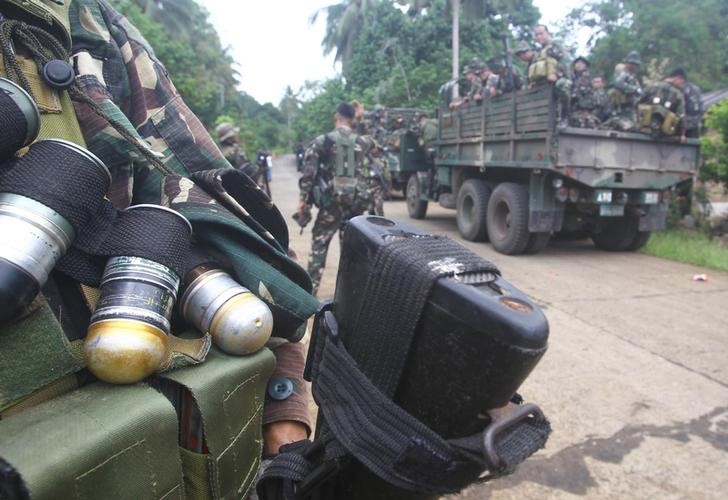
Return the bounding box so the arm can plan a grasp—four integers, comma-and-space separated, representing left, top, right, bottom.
462, 64, 474, 76
514, 41, 532, 55
215, 122, 239, 142
623, 51, 642, 65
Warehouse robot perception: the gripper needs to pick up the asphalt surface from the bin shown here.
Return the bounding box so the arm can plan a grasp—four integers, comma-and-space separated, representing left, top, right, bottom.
272, 154, 728, 499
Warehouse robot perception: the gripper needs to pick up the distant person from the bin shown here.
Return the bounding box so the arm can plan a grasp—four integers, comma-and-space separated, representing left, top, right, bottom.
487, 57, 523, 96
637, 68, 686, 139
592, 76, 612, 122
681, 73, 704, 138
569, 56, 600, 128
531, 24, 571, 125
216, 122, 247, 167
604, 52, 642, 131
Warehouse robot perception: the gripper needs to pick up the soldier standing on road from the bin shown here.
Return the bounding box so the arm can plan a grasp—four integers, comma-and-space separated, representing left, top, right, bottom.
603, 52, 642, 131
569, 56, 600, 129
216, 122, 247, 168
682, 74, 704, 138
298, 103, 374, 296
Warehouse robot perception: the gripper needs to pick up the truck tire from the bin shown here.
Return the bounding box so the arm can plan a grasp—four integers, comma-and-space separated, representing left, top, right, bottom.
591, 215, 638, 251
456, 179, 490, 241
486, 183, 531, 255
406, 175, 428, 219
525, 232, 551, 254
626, 231, 652, 251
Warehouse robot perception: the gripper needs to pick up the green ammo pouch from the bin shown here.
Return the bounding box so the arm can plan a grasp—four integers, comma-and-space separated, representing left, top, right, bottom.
152, 347, 275, 500
637, 104, 653, 128
0, 383, 185, 500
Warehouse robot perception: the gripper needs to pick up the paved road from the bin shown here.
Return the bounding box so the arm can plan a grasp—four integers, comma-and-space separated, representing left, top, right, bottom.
272, 155, 728, 499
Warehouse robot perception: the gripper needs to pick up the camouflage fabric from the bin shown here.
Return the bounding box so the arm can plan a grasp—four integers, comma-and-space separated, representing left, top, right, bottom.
593, 88, 611, 122
494, 67, 524, 96
569, 69, 600, 128
300, 126, 373, 295
220, 142, 247, 168
683, 81, 704, 137
418, 118, 438, 148
466, 77, 483, 101
638, 81, 686, 137
65, 0, 314, 427
609, 69, 642, 123
483, 72, 499, 97
530, 41, 567, 85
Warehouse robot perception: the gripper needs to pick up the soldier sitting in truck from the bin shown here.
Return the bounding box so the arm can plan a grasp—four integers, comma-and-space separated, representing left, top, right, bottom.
569, 56, 601, 129
637, 69, 687, 140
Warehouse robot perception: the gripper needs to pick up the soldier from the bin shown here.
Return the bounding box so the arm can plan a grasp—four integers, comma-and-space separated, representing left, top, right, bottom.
216, 122, 247, 168
637, 69, 686, 139
514, 41, 536, 82
478, 63, 499, 98
0, 0, 313, 475
604, 52, 642, 131
531, 24, 571, 125
569, 56, 600, 128
487, 57, 523, 96
297, 102, 373, 296
592, 76, 612, 122
449, 64, 480, 108
681, 73, 704, 138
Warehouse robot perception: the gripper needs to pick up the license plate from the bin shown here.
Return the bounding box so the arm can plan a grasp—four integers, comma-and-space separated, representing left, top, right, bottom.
599, 204, 624, 217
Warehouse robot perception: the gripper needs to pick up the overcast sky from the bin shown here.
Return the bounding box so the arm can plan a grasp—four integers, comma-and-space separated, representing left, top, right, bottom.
202, 0, 581, 105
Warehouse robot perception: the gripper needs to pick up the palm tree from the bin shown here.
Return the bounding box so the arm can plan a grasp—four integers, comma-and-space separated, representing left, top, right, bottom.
310, 0, 378, 72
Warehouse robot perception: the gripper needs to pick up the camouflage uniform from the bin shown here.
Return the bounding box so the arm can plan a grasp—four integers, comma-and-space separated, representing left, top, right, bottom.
65, 0, 312, 430
299, 126, 373, 296
683, 81, 704, 138
604, 54, 642, 131
569, 67, 600, 128
220, 142, 247, 168
637, 81, 686, 138
593, 87, 611, 123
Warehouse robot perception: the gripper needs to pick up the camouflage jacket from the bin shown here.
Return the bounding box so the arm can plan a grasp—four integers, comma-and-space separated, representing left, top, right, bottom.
220, 142, 248, 168
683, 81, 704, 131
612, 70, 642, 108
466, 77, 483, 101
418, 118, 439, 148
299, 126, 373, 204
640, 81, 686, 117
571, 69, 595, 111
494, 67, 524, 95
67, 0, 312, 429
536, 41, 568, 78
593, 88, 611, 121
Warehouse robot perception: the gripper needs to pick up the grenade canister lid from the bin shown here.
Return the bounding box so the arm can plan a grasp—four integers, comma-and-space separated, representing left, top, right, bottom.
124, 204, 193, 234
0, 77, 41, 149
42, 139, 113, 186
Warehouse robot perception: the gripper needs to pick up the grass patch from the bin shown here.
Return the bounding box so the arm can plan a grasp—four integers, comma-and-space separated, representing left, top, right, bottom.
642, 229, 728, 272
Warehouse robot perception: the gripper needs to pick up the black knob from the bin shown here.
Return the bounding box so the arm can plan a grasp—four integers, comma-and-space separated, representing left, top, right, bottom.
42, 60, 75, 90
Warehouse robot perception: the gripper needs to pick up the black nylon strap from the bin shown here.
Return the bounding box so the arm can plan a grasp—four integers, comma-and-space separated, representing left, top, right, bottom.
345, 235, 500, 398
0, 88, 27, 160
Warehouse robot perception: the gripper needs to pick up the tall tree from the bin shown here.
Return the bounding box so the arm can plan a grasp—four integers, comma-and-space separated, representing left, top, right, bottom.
560, 0, 728, 89
312, 0, 378, 72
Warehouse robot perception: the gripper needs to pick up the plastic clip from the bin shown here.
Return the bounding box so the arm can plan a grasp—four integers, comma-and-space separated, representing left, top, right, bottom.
481, 402, 545, 472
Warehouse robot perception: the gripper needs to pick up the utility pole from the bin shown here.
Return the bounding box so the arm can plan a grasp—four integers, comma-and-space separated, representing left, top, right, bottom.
452, 0, 460, 99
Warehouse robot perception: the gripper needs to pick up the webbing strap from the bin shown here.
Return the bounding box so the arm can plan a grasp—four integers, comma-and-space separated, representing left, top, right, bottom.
345, 235, 499, 397
333, 132, 357, 178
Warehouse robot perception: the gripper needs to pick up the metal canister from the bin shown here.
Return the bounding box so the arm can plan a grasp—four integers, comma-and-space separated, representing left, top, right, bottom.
84, 205, 192, 384
0, 77, 40, 159
84, 255, 180, 384
0, 140, 110, 323
180, 265, 273, 355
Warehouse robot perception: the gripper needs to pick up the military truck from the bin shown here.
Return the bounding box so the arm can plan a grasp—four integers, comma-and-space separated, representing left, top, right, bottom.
377, 108, 430, 194
405, 85, 701, 255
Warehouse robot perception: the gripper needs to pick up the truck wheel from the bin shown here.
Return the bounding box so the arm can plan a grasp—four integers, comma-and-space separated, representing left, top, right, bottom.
486, 183, 531, 255
626, 231, 652, 251
591, 216, 638, 251
525, 232, 551, 254
406, 175, 428, 219
456, 179, 491, 241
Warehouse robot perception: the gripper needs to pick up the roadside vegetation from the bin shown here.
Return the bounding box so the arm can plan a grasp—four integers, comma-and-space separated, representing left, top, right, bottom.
642, 230, 728, 272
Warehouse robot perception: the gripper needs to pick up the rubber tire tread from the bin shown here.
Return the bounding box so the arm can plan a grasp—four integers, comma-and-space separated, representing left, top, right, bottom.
626, 231, 652, 251
525, 232, 551, 254
591, 215, 638, 251
486, 182, 531, 255
406, 175, 428, 219
456, 179, 491, 241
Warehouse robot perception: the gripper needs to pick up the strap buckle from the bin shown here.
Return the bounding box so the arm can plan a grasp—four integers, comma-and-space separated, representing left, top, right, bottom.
481, 402, 545, 472
303, 301, 338, 381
